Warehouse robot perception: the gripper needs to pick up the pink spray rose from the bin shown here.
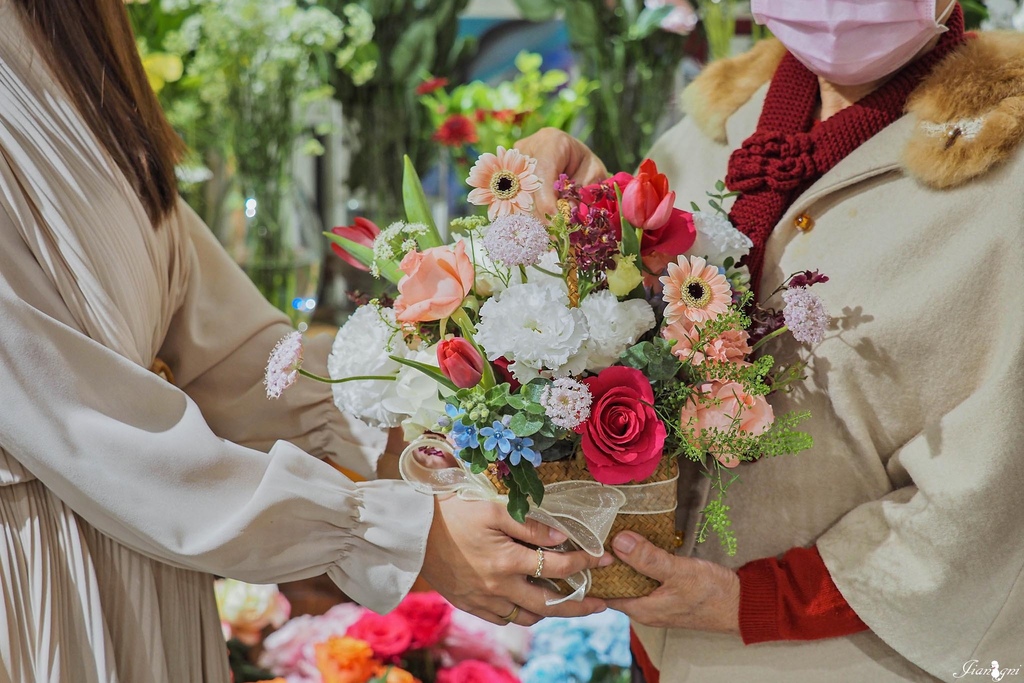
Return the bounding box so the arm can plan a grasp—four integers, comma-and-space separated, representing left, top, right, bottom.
394, 242, 475, 323
346, 612, 413, 661
437, 660, 518, 683
393, 591, 453, 650
662, 322, 751, 366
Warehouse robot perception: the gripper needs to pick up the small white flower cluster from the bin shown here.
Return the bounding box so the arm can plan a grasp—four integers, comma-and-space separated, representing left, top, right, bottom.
540, 378, 593, 430
328, 305, 445, 433
264, 330, 303, 399
371, 222, 427, 277
475, 283, 655, 382
482, 214, 550, 268
782, 287, 831, 345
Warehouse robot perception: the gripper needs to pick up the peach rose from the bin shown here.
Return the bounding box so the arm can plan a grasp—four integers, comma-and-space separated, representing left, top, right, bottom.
394, 242, 475, 323
679, 380, 774, 468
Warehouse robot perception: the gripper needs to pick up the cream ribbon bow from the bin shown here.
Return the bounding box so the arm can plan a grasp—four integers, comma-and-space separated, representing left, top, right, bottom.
399, 437, 626, 605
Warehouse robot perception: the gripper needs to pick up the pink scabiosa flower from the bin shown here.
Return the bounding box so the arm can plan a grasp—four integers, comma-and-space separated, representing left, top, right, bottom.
660, 255, 732, 326
265, 330, 303, 399
540, 377, 593, 430
782, 287, 831, 344
662, 322, 751, 366
481, 214, 550, 267
466, 146, 543, 220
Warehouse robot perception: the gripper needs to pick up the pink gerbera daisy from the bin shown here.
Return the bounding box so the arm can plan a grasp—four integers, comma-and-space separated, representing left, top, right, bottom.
466, 146, 542, 220
660, 255, 732, 326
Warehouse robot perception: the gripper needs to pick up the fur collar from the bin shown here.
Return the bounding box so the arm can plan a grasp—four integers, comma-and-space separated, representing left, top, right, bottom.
681, 33, 1024, 188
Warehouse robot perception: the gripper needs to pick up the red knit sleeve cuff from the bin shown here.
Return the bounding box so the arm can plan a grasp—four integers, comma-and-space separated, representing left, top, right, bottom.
737, 558, 783, 644
737, 545, 869, 645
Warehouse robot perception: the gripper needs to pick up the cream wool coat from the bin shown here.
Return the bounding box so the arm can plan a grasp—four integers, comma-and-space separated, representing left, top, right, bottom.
634, 34, 1024, 683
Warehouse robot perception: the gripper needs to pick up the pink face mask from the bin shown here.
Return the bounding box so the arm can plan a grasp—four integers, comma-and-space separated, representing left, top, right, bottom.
750, 0, 953, 85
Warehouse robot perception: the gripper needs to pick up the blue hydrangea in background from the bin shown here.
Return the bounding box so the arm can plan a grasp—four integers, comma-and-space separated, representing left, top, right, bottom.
522, 611, 631, 683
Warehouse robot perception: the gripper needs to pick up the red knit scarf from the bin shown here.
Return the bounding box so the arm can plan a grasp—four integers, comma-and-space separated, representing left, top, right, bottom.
726, 5, 967, 293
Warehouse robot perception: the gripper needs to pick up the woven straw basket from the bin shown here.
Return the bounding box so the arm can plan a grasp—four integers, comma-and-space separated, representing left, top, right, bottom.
492, 456, 680, 599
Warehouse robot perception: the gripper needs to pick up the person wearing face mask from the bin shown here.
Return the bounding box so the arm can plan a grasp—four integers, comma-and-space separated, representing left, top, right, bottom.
517, 1, 1024, 681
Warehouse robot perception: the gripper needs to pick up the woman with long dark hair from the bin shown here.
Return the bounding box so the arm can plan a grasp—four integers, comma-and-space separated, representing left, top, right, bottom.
0, 2, 609, 681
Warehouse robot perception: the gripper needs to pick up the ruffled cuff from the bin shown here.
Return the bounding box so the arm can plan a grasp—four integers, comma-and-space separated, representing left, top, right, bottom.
329, 479, 433, 614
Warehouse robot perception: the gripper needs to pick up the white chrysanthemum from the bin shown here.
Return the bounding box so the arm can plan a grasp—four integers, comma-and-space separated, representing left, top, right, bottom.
476, 283, 588, 382
540, 378, 593, 430
328, 306, 408, 427
782, 287, 831, 345
383, 345, 447, 441
265, 331, 303, 399
482, 214, 550, 267
573, 290, 657, 372
689, 211, 753, 269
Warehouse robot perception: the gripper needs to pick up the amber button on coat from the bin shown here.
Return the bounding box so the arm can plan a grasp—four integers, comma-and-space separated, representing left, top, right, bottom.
794, 213, 815, 232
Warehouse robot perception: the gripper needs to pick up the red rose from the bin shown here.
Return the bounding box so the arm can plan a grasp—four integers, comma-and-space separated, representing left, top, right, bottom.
437, 337, 485, 389
437, 661, 518, 683
330, 217, 380, 271
346, 612, 413, 660
577, 366, 667, 485
393, 591, 453, 650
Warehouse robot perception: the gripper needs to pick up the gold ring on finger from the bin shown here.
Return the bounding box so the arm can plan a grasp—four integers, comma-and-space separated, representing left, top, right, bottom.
499, 604, 520, 624
534, 547, 545, 578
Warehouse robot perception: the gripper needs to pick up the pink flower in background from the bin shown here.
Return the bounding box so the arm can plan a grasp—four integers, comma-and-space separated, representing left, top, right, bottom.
346, 612, 413, 660
437, 660, 519, 683
645, 0, 698, 35
330, 217, 380, 271
679, 380, 775, 468
394, 591, 453, 650
394, 242, 475, 323
264, 331, 303, 399
438, 610, 529, 672
258, 603, 365, 682
467, 146, 542, 220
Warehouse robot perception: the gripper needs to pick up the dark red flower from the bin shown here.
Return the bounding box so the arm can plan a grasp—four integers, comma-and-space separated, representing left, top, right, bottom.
416, 76, 449, 96
789, 270, 830, 289
434, 115, 479, 147
492, 356, 520, 391
577, 366, 666, 485
437, 337, 485, 389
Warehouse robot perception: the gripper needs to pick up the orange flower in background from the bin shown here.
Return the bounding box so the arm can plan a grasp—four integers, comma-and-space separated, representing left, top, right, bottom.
394, 242, 475, 323
466, 146, 542, 220
315, 637, 379, 683
377, 666, 418, 683
434, 115, 478, 147
660, 255, 732, 326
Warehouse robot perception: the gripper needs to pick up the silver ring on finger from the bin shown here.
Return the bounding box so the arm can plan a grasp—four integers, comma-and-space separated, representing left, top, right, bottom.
533, 547, 545, 578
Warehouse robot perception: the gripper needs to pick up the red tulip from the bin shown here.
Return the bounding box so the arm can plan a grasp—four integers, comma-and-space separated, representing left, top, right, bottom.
621, 159, 676, 231
330, 218, 380, 271
436, 337, 485, 389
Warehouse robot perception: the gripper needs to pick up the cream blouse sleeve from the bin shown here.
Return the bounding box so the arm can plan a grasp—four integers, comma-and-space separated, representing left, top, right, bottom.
0, 204, 433, 614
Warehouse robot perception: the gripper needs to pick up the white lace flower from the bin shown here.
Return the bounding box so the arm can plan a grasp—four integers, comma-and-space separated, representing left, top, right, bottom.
540, 378, 593, 430
482, 214, 550, 267
689, 211, 753, 269
576, 290, 657, 371
475, 282, 588, 382
265, 330, 303, 399
328, 306, 409, 427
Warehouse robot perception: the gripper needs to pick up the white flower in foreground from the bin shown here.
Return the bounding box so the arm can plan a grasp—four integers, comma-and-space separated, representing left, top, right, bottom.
541, 378, 593, 430
265, 330, 303, 399
782, 287, 831, 345
328, 306, 409, 427
689, 211, 753, 268
577, 290, 657, 372
215, 579, 290, 646
476, 282, 588, 382
383, 344, 448, 440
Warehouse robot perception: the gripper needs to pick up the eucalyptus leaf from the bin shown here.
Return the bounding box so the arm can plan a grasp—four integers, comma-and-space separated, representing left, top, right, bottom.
509, 413, 544, 437
507, 485, 529, 523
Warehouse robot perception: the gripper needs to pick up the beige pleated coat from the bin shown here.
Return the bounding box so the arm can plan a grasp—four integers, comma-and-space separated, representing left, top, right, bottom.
633, 34, 1024, 683
0, 5, 433, 682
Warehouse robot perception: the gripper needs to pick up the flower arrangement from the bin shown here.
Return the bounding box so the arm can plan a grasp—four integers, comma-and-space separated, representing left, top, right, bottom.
253, 591, 527, 683
419, 52, 596, 177
268, 147, 823, 595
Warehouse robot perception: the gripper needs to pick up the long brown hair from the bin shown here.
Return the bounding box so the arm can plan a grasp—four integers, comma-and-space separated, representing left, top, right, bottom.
11, 0, 184, 224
